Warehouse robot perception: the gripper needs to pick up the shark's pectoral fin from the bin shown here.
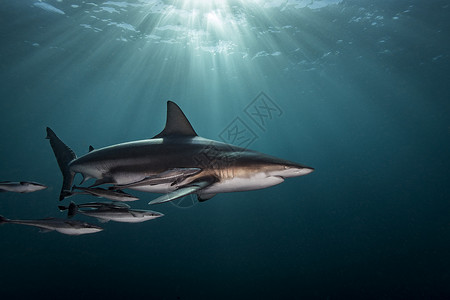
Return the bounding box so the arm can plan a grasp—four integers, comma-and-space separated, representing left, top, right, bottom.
149, 177, 217, 205
197, 193, 216, 202
129, 211, 145, 218
148, 186, 200, 205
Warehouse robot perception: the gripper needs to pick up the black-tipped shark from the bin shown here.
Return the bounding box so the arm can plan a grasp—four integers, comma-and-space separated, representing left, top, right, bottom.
0, 215, 102, 235
46, 101, 313, 204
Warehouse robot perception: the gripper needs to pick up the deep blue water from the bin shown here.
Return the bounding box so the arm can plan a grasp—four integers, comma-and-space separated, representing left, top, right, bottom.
0, 0, 449, 299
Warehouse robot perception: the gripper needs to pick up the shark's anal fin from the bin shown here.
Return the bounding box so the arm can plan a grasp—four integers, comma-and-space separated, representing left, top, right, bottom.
88, 145, 94, 152
148, 177, 216, 205
152, 101, 197, 138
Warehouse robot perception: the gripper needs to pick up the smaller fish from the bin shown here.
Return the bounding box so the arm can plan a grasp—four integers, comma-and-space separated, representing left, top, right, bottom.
59, 201, 164, 223
76, 202, 131, 209
0, 215, 102, 235
0, 181, 47, 193
71, 186, 139, 202
114, 168, 202, 189
58, 201, 130, 216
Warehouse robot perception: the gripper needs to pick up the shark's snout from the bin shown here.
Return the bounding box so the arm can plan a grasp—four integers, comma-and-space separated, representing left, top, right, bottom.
280, 165, 314, 178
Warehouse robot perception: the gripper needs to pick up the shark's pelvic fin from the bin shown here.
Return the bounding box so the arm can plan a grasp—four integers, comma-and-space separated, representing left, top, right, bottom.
153, 101, 197, 138
197, 193, 216, 202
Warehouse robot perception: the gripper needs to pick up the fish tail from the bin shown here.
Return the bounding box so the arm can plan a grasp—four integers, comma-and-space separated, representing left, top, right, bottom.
58, 205, 68, 211
68, 201, 78, 218
45, 127, 76, 201
0, 215, 10, 224
58, 201, 77, 218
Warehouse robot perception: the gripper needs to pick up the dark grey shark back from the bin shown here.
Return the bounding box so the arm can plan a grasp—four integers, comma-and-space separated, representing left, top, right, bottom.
153, 101, 197, 138
46, 101, 197, 201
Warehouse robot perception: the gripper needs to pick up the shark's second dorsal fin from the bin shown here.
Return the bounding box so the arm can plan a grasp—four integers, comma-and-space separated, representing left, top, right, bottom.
153, 101, 197, 138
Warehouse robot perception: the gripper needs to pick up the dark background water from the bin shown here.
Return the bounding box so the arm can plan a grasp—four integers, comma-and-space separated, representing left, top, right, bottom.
0, 0, 449, 299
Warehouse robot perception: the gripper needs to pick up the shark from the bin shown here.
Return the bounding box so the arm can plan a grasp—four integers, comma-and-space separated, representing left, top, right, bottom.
58, 201, 164, 223
71, 186, 139, 202
0, 181, 47, 193
0, 215, 103, 235
46, 101, 313, 204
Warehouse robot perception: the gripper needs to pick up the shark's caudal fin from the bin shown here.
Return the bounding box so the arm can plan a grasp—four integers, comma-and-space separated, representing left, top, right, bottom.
46, 127, 76, 201
57, 202, 78, 218
67, 202, 78, 218
153, 101, 197, 138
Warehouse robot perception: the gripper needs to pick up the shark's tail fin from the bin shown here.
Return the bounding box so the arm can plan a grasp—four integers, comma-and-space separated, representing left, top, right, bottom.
46, 127, 76, 201
67, 202, 78, 218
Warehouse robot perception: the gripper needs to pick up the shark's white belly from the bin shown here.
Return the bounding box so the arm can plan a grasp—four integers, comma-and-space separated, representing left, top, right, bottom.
204, 175, 284, 193
55, 228, 101, 235
96, 216, 154, 223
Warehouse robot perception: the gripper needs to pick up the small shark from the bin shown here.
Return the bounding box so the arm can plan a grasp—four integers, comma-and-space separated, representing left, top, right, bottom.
75, 201, 131, 209
71, 186, 139, 202
0, 181, 47, 193
0, 215, 103, 235
47, 101, 313, 204
59, 201, 131, 216
59, 201, 164, 223
114, 168, 202, 189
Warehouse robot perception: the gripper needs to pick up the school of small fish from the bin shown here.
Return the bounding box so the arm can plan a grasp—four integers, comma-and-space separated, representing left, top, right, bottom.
0, 180, 164, 235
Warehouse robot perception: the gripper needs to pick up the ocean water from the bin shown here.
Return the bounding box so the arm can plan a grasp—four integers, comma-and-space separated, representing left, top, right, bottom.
0, 0, 449, 299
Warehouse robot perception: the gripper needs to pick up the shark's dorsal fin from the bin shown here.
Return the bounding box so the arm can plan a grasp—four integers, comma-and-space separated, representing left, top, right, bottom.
153, 101, 197, 138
